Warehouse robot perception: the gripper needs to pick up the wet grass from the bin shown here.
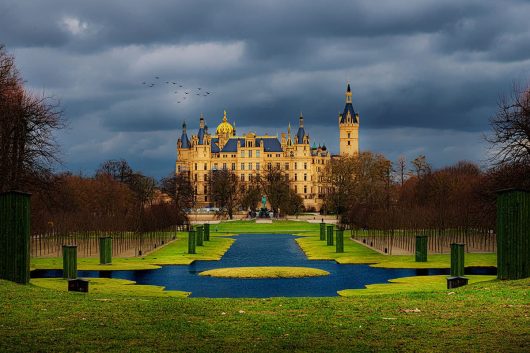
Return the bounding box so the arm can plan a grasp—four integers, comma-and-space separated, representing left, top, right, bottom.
0, 278, 528, 353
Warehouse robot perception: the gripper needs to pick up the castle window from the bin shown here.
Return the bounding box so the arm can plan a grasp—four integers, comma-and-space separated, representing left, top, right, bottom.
347, 141, 351, 146
204, 163, 207, 170
241, 150, 245, 158
276, 154, 280, 157
304, 174, 307, 181
294, 162, 298, 169
194, 174, 197, 181
348, 132, 351, 138
204, 186, 208, 194
256, 163, 260, 171
256, 150, 260, 158
294, 174, 298, 181
241, 163, 245, 170
248, 150, 252, 158
304, 185, 307, 194
276, 163, 280, 169
194, 163, 197, 170
241, 174, 245, 182
204, 174, 208, 181
284, 163, 289, 170
213, 163, 218, 170
223, 163, 227, 170
304, 163, 307, 169
294, 185, 297, 193
205, 196, 207, 201
231, 163, 236, 170
267, 163, 272, 170
248, 163, 252, 170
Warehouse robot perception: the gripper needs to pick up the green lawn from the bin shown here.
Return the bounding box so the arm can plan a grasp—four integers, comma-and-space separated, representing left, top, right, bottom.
31, 278, 189, 297
296, 229, 497, 269
212, 219, 320, 234
199, 266, 329, 278
338, 275, 496, 296
31, 232, 234, 271
0, 278, 528, 353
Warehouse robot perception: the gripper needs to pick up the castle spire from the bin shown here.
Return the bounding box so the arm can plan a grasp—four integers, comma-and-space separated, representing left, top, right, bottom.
180, 121, 191, 149
299, 112, 304, 128
346, 82, 352, 104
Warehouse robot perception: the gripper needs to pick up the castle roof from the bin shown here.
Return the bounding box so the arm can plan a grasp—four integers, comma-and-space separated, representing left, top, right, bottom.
339, 103, 358, 124
216, 110, 234, 135
197, 127, 205, 144
180, 122, 191, 148
212, 136, 284, 153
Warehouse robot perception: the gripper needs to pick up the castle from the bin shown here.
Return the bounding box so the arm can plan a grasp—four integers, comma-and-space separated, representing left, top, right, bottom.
176, 83, 359, 211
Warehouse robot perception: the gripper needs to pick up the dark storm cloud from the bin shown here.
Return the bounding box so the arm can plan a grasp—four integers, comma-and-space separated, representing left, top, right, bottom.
1, 0, 529, 177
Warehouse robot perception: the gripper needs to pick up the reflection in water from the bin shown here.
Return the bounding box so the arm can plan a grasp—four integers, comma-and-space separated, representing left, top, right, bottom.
31, 233, 496, 298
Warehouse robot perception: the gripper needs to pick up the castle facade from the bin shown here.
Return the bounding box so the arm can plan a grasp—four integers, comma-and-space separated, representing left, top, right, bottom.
176, 84, 359, 211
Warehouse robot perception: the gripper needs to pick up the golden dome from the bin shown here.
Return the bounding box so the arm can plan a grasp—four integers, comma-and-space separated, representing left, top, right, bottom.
216, 110, 234, 135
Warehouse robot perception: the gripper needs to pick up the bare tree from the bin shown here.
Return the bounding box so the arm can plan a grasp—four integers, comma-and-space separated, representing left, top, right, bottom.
240, 174, 262, 214
96, 159, 133, 183
208, 169, 240, 219
261, 167, 290, 216
397, 155, 407, 187
160, 172, 195, 213
411, 155, 431, 178
486, 84, 530, 166
0, 44, 64, 192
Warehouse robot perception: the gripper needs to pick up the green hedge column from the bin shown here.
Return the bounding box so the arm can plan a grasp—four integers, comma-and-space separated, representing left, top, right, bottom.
496, 189, 530, 280
415, 235, 428, 262
196, 225, 204, 246
99, 237, 112, 264
450, 243, 465, 277
0, 191, 31, 284
204, 223, 210, 241
326, 225, 334, 246
335, 229, 344, 253
62, 245, 78, 279
188, 230, 196, 254
320, 223, 326, 241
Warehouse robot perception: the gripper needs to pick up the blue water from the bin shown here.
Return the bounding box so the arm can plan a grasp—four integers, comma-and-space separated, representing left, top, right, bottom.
31, 233, 496, 298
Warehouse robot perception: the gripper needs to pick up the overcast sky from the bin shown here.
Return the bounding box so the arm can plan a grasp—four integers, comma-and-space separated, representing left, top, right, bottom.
1, 0, 529, 178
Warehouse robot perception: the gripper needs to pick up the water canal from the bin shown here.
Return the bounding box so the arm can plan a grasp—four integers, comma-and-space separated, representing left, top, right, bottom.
31, 233, 496, 298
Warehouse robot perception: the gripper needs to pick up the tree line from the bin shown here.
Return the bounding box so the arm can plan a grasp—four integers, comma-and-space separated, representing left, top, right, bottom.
31, 160, 189, 235
326, 85, 530, 230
